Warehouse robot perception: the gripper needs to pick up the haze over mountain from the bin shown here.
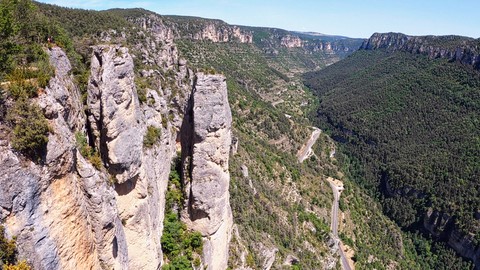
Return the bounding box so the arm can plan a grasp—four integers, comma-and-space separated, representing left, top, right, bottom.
0, 1, 479, 270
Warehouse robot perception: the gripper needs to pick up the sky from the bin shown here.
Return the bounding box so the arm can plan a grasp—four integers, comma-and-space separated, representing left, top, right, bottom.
37, 0, 480, 38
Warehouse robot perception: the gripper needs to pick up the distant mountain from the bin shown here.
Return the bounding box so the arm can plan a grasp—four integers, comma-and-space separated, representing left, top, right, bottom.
163, 15, 364, 58
295, 31, 357, 40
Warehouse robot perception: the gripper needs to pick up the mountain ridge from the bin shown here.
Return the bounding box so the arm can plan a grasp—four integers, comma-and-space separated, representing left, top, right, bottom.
361, 32, 480, 70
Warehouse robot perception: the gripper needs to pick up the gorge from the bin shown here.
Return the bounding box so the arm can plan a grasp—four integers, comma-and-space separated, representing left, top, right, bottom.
0, 1, 479, 269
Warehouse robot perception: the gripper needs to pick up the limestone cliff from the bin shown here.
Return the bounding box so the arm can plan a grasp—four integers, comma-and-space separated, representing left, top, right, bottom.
424, 209, 480, 269
163, 16, 253, 43
251, 28, 362, 56
0, 47, 129, 270
85, 42, 178, 269
87, 45, 144, 184
0, 9, 239, 270
281, 35, 304, 48
181, 73, 233, 270
193, 24, 252, 43
361, 32, 480, 70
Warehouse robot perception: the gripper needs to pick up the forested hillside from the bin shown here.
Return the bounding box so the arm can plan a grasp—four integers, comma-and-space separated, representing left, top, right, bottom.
304, 39, 480, 268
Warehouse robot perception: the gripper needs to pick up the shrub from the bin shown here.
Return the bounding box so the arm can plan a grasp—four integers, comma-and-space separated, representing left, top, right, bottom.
137, 87, 147, 104
0, 225, 17, 266
5, 62, 54, 100
75, 132, 91, 156
0, 87, 5, 118
162, 256, 191, 270
143, 125, 161, 148
89, 154, 103, 170
7, 99, 49, 159
3, 260, 32, 270
8, 81, 37, 100
135, 77, 149, 104
193, 257, 201, 268
34, 59, 55, 88
75, 131, 103, 169
6, 68, 38, 100
161, 116, 168, 128
161, 160, 203, 269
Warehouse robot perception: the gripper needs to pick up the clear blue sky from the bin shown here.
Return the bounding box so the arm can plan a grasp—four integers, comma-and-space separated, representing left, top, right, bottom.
38, 0, 480, 38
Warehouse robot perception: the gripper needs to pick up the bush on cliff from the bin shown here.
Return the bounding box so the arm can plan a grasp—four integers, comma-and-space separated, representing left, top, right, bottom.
143, 125, 162, 148
7, 99, 49, 159
161, 160, 203, 269
0, 225, 17, 266
75, 132, 103, 169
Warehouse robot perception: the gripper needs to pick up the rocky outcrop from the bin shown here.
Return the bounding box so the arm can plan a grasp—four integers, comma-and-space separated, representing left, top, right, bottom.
361, 32, 480, 70
281, 35, 303, 48
163, 17, 253, 44
87, 45, 143, 184
129, 15, 175, 43
181, 73, 233, 270
424, 209, 480, 269
86, 37, 188, 268
194, 24, 253, 43
0, 27, 191, 269
0, 47, 129, 270
127, 14, 181, 71
258, 242, 278, 270
254, 29, 362, 56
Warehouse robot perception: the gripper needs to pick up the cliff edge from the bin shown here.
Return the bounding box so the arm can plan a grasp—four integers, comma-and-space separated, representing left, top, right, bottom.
361, 32, 480, 70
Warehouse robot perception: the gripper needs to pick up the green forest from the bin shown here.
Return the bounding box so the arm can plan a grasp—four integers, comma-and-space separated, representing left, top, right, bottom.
304, 48, 480, 267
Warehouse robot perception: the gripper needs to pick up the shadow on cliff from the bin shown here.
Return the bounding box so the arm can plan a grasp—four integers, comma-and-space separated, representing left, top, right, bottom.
114, 175, 138, 196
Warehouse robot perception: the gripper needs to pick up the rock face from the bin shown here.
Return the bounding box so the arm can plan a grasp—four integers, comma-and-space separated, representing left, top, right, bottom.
164, 17, 253, 43
361, 32, 480, 70
424, 209, 480, 269
181, 73, 233, 270
85, 39, 185, 268
0, 47, 129, 270
1, 10, 237, 270
253, 29, 362, 56
1, 21, 194, 268
281, 35, 304, 48
87, 45, 143, 184
194, 24, 253, 43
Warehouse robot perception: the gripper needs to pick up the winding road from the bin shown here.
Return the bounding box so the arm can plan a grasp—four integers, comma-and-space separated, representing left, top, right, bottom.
327, 178, 352, 270
296, 127, 321, 163
298, 128, 354, 270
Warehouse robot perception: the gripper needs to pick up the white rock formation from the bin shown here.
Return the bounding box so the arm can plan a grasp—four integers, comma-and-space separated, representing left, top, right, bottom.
281, 35, 304, 48
87, 45, 143, 184
0, 14, 235, 270
0, 47, 129, 270
181, 73, 233, 270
